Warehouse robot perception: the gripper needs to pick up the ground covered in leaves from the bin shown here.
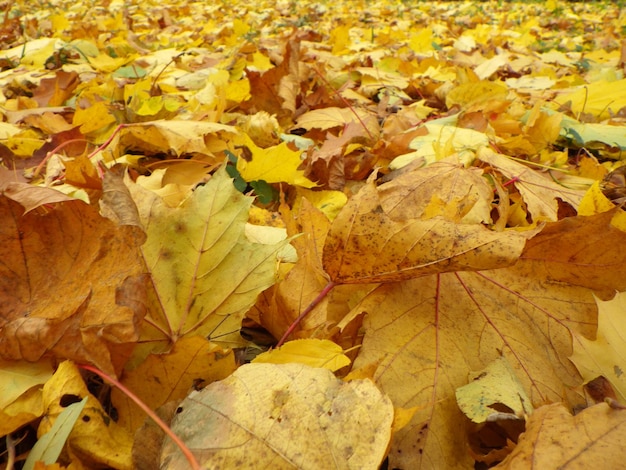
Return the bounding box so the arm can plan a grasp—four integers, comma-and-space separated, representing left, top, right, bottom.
1, 0, 626, 469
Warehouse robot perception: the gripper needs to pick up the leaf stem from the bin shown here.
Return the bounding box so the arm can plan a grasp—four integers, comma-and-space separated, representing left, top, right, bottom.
78, 364, 200, 470
276, 280, 337, 347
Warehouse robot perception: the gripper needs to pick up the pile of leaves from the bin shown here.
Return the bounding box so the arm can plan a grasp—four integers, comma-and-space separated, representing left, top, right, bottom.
1, 0, 626, 468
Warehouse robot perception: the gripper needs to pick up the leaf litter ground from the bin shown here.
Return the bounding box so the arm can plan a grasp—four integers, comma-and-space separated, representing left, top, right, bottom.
1, 0, 626, 469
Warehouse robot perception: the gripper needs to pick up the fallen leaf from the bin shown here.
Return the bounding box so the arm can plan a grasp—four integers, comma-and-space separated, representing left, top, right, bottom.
235, 133, 317, 188
118, 120, 236, 157
520, 209, 626, 296
323, 161, 531, 283
478, 148, 584, 220
0, 193, 147, 374
346, 208, 626, 469
252, 339, 351, 371
130, 166, 285, 350
570, 291, 626, 402
24, 397, 87, 470
112, 336, 236, 433
456, 356, 533, 424
0, 359, 54, 410
496, 403, 626, 468
39, 361, 133, 469
162, 363, 394, 469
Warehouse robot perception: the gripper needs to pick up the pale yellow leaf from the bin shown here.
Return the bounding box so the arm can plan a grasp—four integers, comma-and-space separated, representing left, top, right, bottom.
570, 291, 626, 402
163, 363, 393, 469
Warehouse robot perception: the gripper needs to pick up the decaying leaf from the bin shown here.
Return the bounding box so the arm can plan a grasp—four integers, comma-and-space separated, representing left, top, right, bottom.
162, 363, 393, 470
497, 403, 626, 468
0, 196, 147, 375
346, 208, 626, 469
323, 160, 532, 283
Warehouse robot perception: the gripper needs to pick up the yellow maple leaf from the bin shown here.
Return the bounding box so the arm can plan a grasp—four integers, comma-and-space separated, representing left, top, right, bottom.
570, 292, 626, 402
252, 339, 350, 371
236, 134, 317, 188
130, 166, 286, 350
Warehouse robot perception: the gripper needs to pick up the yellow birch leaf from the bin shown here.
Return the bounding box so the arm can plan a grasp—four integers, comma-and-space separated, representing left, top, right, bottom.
163, 363, 393, 469
252, 339, 351, 371
570, 292, 626, 402
236, 133, 316, 188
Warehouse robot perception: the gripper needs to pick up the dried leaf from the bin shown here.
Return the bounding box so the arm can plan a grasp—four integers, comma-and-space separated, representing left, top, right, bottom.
0, 197, 147, 375
497, 403, 626, 468
570, 291, 626, 402
130, 166, 284, 349
163, 363, 393, 469
323, 162, 531, 283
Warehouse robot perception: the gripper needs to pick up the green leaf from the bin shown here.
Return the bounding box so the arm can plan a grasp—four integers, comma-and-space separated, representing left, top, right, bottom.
23, 396, 87, 470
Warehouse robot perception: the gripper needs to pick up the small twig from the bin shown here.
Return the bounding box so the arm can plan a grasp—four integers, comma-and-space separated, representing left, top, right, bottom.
276, 280, 337, 347
78, 364, 200, 470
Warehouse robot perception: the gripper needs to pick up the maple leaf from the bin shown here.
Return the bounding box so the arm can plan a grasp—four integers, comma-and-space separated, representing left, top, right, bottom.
323, 160, 532, 284
570, 291, 626, 403
129, 166, 286, 352
0, 194, 146, 375
345, 210, 626, 469
163, 363, 393, 469
498, 403, 626, 468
